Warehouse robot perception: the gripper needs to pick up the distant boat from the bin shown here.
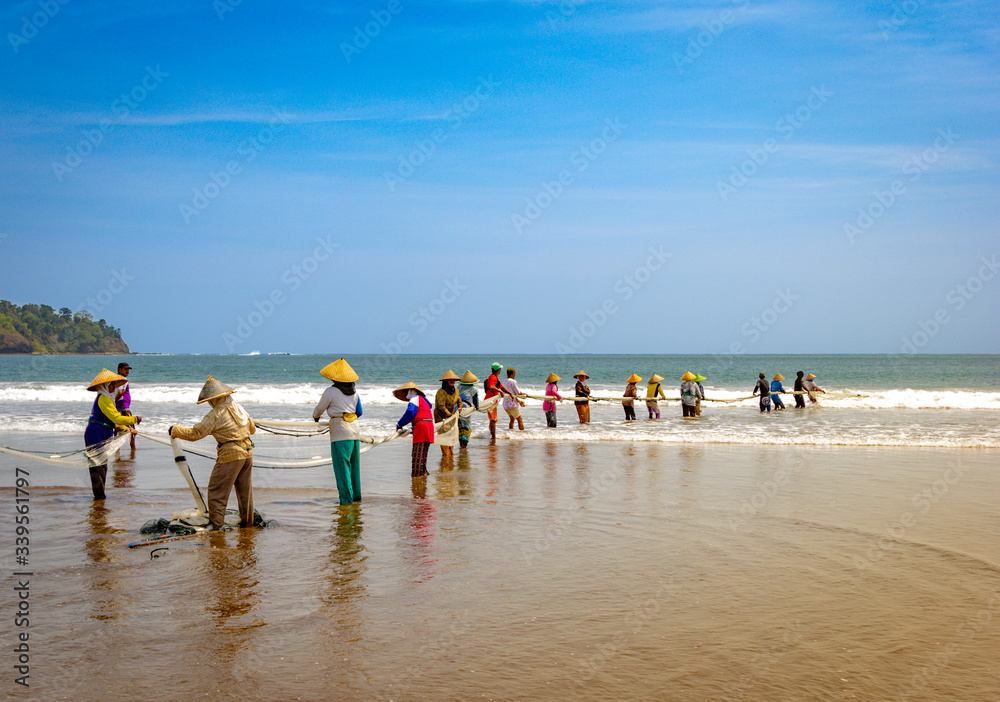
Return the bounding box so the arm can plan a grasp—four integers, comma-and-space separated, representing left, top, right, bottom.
244, 351, 261, 356
268, 352, 291, 356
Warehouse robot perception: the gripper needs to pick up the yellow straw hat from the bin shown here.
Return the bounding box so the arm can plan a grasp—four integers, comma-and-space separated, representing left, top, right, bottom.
439, 369, 461, 382
627, 373, 642, 383
573, 370, 589, 379
320, 358, 359, 382
460, 370, 478, 384
648, 373, 664, 383
681, 371, 696, 381
197, 375, 236, 404
773, 373, 785, 381
393, 381, 425, 402
87, 368, 126, 391
546, 372, 561, 383
806, 374, 816, 380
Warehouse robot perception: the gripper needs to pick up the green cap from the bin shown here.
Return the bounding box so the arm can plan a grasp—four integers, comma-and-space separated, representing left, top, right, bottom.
491, 362, 502, 371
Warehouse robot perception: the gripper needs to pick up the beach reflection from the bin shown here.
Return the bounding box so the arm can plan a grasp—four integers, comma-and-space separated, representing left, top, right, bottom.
111, 446, 136, 488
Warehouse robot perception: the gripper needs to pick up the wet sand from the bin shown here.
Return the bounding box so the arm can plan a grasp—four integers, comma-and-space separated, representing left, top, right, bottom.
2, 436, 999, 701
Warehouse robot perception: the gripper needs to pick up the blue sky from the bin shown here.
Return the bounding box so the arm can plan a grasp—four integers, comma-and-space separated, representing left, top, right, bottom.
1, 0, 997, 354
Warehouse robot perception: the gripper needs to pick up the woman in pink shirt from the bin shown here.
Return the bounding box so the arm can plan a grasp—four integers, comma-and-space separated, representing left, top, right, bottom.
543, 373, 563, 427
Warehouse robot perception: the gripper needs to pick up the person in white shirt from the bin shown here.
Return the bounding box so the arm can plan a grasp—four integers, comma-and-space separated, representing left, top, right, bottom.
501, 367, 526, 431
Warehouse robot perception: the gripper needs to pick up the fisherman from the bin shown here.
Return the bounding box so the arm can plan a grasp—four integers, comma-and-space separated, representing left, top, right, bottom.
646, 373, 666, 419
501, 367, 526, 431
312, 358, 363, 505
457, 371, 479, 448
543, 373, 563, 427
680, 372, 702, 418
752, 372, 772, 413
84, 368, 142, 500
623, 374, 641, 421
115, 362, 136, 449
793, 371, 807, 408
574, 371, 592, 424
169, 376, 255, 530
395, 382, 435, 477
804, 373, 827, 403
771, 374, 787, 410
484, 362, 515, 441
434, 370, 463, 458
693, 374, 707, 417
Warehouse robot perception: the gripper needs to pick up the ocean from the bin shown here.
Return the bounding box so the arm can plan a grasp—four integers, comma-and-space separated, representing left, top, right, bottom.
1, 353, 998, 448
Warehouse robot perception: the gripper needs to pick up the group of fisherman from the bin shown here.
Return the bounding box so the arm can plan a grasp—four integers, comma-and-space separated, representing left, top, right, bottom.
81, 359, 829, 526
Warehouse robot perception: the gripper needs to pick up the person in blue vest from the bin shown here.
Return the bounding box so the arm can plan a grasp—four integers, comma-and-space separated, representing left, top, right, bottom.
770, 373, 787, 410
84, 368, 142, 499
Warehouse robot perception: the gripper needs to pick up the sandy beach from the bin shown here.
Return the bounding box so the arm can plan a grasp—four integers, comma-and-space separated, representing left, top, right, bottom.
2, 433, 998, 701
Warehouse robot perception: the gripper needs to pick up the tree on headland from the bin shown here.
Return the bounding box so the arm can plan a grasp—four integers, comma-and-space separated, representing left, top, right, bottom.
0, 300, 130, 354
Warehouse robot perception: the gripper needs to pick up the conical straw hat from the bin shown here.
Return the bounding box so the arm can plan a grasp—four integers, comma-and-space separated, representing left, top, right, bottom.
693, 374, 707, 383
393, 381, 424, 402
320, 358, 359, 382
546, 373, 561, 383
773, 373, 785, 381
573, 370, 589, 379
87, 368, 126, 391
627, 373, 642, 383
197, 375, 236, 404
460, 370, 479, 384
439, 369, 461, 382
648, 373, 664, 383
681, 371, 696, 381
806, 374, 816, 380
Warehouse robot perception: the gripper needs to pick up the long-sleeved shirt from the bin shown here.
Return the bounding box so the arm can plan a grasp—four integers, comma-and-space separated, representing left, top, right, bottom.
312, 385, 363, 442
172, 401, 256, 463
91, 394, 138, 430
770, 380, 786, 396
458, 383, 479, 410
753, 379, 770, 397
575, 381, 591, 404
680, 381, 703, 406
501, 378, 521, 410
543, 383, 562, 412
623, 383, 638, 406
434, 387, 463, 421
646, 383, 666, 402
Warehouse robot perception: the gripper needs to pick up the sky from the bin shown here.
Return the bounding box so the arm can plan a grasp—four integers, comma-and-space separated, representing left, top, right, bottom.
1, 0, 997, 355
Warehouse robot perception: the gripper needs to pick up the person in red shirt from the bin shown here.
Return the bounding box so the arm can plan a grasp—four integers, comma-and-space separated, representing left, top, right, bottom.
484, 362, 515, 441
395, 382, 435, 477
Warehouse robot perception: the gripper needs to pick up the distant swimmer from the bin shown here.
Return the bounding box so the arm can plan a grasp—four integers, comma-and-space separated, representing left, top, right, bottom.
434, 370, 463, 459
623, 374, 641, 421
680, 372, 702, 418
543, 373, 563, 428
804, 373, 826, 403
574, 371, 592, 424
170, 376, 254, 530
794, 371, 807, 409
84, 368, 141, 500
312, 358, 363, 506
646, 374, 666, 419
457, 371, 479, 448
753, 372, 772, 413
501, 367, 526, 431
694, 374, 707, 417
771, 374, 787, 410
395, 382, 434, 477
